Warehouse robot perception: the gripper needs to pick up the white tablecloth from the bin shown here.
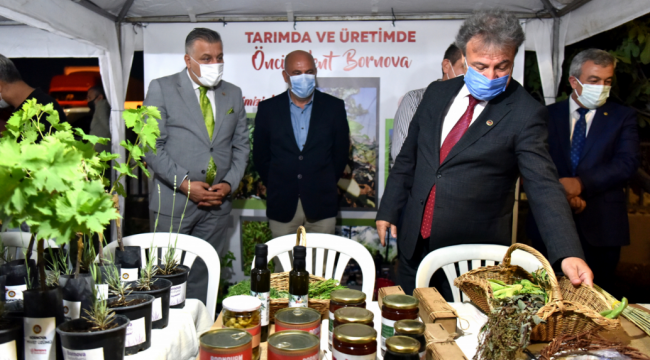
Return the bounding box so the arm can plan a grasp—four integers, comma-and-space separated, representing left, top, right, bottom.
128, 299, 212, 360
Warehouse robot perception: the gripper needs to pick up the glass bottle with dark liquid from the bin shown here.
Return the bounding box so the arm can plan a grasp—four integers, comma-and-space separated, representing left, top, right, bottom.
289, 245, 309, 308
250, 244, 270, 342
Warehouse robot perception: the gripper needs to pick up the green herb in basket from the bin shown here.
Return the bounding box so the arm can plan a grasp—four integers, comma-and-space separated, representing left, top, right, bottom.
224, 278, 346, 300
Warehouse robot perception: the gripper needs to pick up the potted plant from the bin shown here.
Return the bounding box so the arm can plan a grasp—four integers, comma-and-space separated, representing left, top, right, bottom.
0, 239, 36, 303
130, 240, 172, 329
0, 302, 23, 359
58, 235, 95, 322
104, 262, 154, 355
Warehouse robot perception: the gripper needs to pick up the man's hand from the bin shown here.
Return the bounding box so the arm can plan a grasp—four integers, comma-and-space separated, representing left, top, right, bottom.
210, 182, 231, 200
568, 196, 587, 214
376, 220, 397, 246
561, 257, 594, 287
559, 177, 583, 198
179, 179, 222, 207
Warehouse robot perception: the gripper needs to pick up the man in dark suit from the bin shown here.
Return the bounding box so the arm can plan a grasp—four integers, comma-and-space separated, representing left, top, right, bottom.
527, 49, 639, 287
253, 50, 350, 237
377, 10, 594, 296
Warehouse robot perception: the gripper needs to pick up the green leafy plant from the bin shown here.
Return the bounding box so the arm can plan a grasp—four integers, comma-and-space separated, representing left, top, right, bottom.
83, 264, 117, 331
241, 221, 274, 276
45, 246, 71, 287
104, 262, 132, 307
137, 242, 158, 291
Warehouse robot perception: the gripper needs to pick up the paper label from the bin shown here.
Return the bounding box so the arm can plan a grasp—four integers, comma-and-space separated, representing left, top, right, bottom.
63, 347, 105, 360
170, 282, 186, 306
275, 322, 320, 339
251, 291, 270, 326
200, 348, 252, 360
120, 268, 138, 282
63, 300, 82, 321
380, 317, 396, 351
152, 297, 163, 322
0, 339, 17, 360
125, 317, 146, 347
332, 350, 376, 360
328, 310, 335, 349
268, 348, 318, 360
24, 317, 56, 360
95, 284, 109, 301
419, 351, 426, 360
5, 284, 26, 302
288, 294, 308, 308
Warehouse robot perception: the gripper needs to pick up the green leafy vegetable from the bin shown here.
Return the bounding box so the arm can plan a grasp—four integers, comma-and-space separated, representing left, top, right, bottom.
224, 278, 346, 300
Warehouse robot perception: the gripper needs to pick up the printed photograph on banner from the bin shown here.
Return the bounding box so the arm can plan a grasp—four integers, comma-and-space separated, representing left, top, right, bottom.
239, 217, 275, 274
318, 77, 380, 209
233, 114, 267, 207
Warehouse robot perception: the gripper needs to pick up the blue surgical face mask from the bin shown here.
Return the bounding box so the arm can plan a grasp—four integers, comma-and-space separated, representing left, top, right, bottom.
286, 72, 316, 99
463, 60, 511, 101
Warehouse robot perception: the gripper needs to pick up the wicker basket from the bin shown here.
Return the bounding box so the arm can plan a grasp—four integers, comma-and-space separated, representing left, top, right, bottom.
268, 226, 330, 321
454, 243, 620, 341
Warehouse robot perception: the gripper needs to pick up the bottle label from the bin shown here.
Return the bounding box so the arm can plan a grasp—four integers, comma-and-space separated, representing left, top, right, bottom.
170, 282, 187, 306
152, 297, 163, 321
63, 347, 105, 360
120, 268, 138, 282
328, 310, 335, 349
251, 291, 270, 326
63, 300, 82, 321
289, 294, 308, 308
0, 339, 17, 360
5, 284, 26, 302
332, 349, 376, 360
125, 317, 146, 347
24, 317, 56, 360
380, 317, 396, 351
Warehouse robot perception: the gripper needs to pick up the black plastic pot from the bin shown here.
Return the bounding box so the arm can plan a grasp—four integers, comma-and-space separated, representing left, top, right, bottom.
130, 278, 172, 329
0, 317, 24, 359
0, 275, 5, 303
24, 287, 65, 360
153, 265, 189, 309
57, 314, 130, 360
59, 274, 95, 321
108, 294, 154, 355
1, 259, 36, 302
114, 247, 141, 282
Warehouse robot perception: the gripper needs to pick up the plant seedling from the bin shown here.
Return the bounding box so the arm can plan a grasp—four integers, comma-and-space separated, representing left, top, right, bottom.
82, 264, 117, 331
137, 243, 159, 291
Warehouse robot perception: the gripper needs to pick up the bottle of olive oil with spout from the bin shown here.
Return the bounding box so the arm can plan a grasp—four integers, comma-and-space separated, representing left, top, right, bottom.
251, 244, 270, 342
289, 245, 309, 308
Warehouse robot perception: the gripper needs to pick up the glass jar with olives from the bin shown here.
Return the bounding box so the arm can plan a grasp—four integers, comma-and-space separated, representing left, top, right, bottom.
222, 295, 262, 360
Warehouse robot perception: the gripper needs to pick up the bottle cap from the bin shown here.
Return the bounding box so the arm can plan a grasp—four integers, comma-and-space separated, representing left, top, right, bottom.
293, 246, 306, 258
255, 244, 268, 257
222, 295, 262, 312
394, 319, 425, 335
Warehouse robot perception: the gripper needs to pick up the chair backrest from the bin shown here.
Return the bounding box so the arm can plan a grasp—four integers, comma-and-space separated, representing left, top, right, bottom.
254, 233, 376, 298
103, 233, 221, 321
415, 244, 543, 302
0, 231, 59, 264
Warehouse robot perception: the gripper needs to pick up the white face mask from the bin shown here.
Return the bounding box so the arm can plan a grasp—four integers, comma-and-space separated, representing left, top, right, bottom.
0, 92, 9, 108
190, 56, 223, 87
574, 78, 610, 109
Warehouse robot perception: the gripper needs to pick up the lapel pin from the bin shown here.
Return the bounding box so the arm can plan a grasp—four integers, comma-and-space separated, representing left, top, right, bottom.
222, 92, 226, 96
604, 112, 608, 116
486, 120, 494, 126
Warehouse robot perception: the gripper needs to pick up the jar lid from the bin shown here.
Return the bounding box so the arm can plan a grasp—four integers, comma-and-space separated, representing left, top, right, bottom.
200, 329, 252, 350
333, 324, 377, 344
382, 294, 419, 310
385, 336, 421, 354
394, 320, 425, 335
222, 295, 262, 312
274, 307, 321, 324
334, 307, 374, 324
330, 289, 366, 304
268, 330, 319, 351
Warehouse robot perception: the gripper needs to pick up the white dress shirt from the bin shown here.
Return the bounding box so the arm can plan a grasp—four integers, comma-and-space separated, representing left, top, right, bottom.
440, 84, 487, 146
569, 96, 596, 141
187, 70, 217, 120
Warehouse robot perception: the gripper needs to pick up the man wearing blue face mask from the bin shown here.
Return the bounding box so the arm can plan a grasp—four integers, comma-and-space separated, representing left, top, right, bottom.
253, 50, 350, 238
377, 10, 595, 296
527, 49, 639, 289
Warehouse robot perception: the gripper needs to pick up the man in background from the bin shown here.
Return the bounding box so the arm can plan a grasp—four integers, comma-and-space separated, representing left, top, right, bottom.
391, 44, 465, 161
527, 49, 639, 288
87, 85, 111, 153
253, 50, 350, 238
145, 28, 249, 302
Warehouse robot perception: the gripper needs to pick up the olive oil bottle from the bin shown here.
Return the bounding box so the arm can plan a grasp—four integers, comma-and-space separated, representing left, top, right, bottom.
289, 245, 309, 308
251, 244, 270, 342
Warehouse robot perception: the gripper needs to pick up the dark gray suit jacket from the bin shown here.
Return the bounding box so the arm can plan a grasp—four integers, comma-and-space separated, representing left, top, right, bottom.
377, 77, 585, 265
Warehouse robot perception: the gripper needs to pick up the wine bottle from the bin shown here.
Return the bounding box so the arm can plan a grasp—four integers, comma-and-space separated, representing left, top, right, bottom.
289, 245, 309, 308
251, 244, 270, 342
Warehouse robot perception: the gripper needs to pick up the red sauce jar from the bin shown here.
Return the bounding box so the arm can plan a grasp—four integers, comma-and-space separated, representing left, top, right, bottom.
333, 323, 377, 360
199, 328, 252, 360
381, 295, 419, 356
268, 330, 320, 360
328, 289, 367, 351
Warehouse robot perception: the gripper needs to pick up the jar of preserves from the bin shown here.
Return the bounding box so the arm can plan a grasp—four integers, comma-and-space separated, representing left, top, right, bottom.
268, 330, 320, 360
394, 320, 426, 360
333, 323, 377, 360
199, 328, 252, 360
381, 295, 419, 356
222, 295, 262, 360
384, 336, 421, 360
329, 289, 366, 351
332, 307, 375, 350
274, 307, 322, 339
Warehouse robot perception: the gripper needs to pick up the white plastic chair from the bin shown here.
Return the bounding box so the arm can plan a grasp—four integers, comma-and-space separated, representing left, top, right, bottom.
102, 233, 221, 321
254, 233, 376, 298
415, 244, 543, 302
0, 231, 59, 264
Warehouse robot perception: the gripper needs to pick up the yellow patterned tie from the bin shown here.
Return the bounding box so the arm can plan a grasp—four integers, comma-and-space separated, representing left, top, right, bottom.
199, 86, 217, 185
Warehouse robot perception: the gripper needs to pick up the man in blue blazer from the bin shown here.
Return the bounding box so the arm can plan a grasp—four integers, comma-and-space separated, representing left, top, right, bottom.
528, 48, 639, 285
